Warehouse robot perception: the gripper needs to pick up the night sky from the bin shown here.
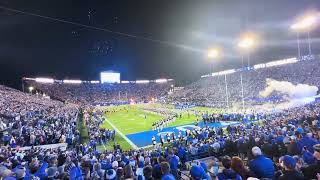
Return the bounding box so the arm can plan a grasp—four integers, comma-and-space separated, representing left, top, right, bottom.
0, 0, 319, 88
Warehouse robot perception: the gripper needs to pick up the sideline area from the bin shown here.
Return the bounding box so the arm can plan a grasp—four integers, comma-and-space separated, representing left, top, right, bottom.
103, 117, 138, 149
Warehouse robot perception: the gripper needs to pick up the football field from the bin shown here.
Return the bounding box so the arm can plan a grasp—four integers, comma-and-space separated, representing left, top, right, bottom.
98, 104, 226, 150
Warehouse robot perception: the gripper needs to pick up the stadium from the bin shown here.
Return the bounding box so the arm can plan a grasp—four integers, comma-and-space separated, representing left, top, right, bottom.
1, 1, 320, 180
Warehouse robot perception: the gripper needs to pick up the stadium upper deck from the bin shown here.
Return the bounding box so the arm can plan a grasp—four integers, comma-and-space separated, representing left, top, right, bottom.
170, 55, 320, 107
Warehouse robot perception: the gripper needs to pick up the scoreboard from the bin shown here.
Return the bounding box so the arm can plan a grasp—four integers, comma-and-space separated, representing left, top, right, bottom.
100, 72, 120, 83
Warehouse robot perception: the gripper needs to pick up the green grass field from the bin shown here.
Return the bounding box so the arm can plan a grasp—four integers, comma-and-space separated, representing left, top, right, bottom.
97, 104, 221, 151
102, 106, 162, 134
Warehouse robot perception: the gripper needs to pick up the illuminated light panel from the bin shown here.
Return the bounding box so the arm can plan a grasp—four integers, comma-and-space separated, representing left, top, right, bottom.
201, 57, 298, 78
212, 72, 220, 76
35, 78, 54, 83
90, 80, 100, 84
201, 74, 210, 78
219, 69, 236, 75
136, 80, 149, 84
63, 80, 82, 84
265, 58, 298, 67
155, 79, 167, 83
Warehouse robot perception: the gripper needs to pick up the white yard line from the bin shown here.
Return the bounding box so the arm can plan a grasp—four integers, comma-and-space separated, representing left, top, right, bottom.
104, 118, 138, 149
102, 143, 107, 150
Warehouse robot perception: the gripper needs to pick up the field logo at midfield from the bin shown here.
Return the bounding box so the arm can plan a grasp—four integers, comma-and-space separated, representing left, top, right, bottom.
175, 124, 200, 132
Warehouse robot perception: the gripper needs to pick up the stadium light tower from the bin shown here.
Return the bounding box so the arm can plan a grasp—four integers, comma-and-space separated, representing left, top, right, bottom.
238, 34, 257, 67
237, 33, 257, 111
207, 47, 221, 74
291, 26, 301, 58
291, 14, 318, 56
206, 47, 225, 105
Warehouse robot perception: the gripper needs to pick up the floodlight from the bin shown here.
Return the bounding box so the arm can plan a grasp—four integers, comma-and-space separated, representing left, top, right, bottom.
291, 14, 318, 31
207, 48, 220, 59
28, 86, 34, 92
238, 36, 255, 49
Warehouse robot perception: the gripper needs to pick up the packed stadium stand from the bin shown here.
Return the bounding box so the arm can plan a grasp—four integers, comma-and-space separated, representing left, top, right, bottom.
25, 81, 173, 105
170, 55, 320, 107
0, 85, 319, 179
0, 56, 320, 179
0, 85, 79, 147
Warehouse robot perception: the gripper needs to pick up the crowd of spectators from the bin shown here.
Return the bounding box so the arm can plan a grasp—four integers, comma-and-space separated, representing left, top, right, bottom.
26, 82, 173, 105
1, 56, 320, 179
0, 85, 79, 147
83, 109, 116, 151
0, 97, 319, 179
166, 102, 320, 179
170, 56, 320, 108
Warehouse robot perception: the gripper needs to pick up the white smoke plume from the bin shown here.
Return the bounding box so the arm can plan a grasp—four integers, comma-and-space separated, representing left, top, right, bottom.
260, 78, 318, 99
256, 78, 319, 110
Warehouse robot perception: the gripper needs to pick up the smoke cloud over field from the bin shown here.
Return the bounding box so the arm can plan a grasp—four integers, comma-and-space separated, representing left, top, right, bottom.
259, 78, 318, 110
260, 78, 318, 99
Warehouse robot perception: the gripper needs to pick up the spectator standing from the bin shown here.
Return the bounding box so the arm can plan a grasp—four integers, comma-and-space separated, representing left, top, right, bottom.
249, 146, 275, 179
277, 155, 304, 180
